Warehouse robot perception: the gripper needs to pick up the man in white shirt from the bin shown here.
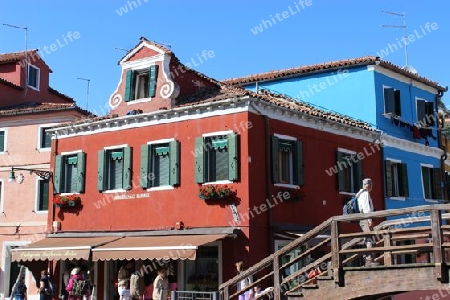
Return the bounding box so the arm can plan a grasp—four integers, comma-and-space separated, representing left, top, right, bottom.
357, 178, 380, 267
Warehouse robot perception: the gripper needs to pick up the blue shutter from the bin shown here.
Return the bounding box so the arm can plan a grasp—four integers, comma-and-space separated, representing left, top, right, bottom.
124, 70, 134, 102
169, 140, 180, 186
76, 152, 86, 193
140, 144, 149, 189
97, 150, 106, 192
227, 133, 238, 181
194, 137, 204, 183
384, 88, 395, 114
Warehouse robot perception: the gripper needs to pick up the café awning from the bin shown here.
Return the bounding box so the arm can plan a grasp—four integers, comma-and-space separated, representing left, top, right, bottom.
92, 234, 228, 261
11, 236, 120, 262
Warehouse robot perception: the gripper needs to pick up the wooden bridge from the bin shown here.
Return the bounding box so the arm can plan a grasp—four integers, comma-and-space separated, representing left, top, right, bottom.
219, 204, 450, 300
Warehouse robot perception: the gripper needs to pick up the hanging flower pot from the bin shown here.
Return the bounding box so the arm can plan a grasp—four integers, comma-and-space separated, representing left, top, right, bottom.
53, 195, 82, 208
198, 184, 237, 200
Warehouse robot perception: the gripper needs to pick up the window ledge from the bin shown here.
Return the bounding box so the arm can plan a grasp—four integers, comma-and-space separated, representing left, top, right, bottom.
202, 180, 233, 185
339, 191, 356, 196
388, 197, 406, 201
127, 97, 152, 105
37, 147, 51, 152
274, 183, 300, 189
148, 186, 175, 191
35, 210, 48, 214
60, 192, 81, 196
102, 189, 127, 194
28, 85, 40, 91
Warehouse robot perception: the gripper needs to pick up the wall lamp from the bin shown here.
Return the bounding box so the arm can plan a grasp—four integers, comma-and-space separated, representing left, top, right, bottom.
9, 167, 53, 183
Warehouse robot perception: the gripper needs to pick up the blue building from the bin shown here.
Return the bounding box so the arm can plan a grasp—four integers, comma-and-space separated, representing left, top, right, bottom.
224, 56, 448, 212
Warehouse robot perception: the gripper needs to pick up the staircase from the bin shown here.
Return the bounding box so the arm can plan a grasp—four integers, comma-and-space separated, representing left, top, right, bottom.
219, 204, 450, 300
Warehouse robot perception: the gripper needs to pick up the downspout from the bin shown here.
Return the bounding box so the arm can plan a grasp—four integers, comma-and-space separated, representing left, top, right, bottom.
51, 131, 58, 233
437, 89, 449, 202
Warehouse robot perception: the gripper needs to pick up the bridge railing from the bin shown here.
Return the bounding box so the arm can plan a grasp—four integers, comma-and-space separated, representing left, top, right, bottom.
219, 204, 450, 300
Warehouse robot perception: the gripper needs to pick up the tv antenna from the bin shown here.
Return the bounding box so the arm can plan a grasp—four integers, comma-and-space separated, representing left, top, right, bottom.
3, 23, 29, 97
381, 11, 412, 70
77, 78, 90, 111
115, 47, 129, 52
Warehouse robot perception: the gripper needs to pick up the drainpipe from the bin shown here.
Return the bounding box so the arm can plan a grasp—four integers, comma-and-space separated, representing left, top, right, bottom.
437, 89, 449, 202
51, 131, 58, 233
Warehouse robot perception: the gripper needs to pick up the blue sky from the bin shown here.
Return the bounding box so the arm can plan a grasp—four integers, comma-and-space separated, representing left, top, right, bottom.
1, 0, 449, 116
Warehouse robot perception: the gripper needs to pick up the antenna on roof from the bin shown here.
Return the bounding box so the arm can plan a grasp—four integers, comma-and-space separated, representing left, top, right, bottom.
381, 11, 417, 74
3, 23, 29, 97
115, 47, 129, 52
77, 78, 90, 111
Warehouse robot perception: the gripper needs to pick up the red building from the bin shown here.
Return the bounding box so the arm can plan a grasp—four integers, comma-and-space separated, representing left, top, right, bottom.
11, 39, 383, 299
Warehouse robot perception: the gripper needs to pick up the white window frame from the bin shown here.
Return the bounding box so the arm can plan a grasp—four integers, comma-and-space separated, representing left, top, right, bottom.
0, 128, 8, 154
421, 163, 438, 203
274, 133, 298, 189
37, 124, 56, 152
35, 178, 49, 214
102, 144, 129, 193
147, 138, 176, 191
386, 158, 406, 201
59, 150, 83, 195
28, 63, 40, 91
337, 148, 357, 195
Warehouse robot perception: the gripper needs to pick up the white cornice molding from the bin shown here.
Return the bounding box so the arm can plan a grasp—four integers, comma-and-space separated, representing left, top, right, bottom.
383, 134, 444, 159
369, 65, 439, 95
0, 116, 77, 128
119, 41, 165, 65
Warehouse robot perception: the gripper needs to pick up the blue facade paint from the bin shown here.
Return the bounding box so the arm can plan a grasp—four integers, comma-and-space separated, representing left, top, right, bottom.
245, 66, 378, 125
383, 145, 443, 212
240, 63, 445, 212
374, 72, 439, 147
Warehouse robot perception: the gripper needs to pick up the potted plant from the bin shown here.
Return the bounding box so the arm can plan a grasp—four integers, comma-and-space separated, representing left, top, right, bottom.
53, 195, 82, 208
199, 184, 237, 200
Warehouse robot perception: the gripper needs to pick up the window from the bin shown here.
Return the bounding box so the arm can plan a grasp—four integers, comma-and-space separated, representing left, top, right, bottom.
98, 147, 132, 191
421, 166, 442, 200
385, 160, 409, 198
195, 133, 239, 183
37, 179, 49, 211
124, 65, 159, 101
28, 64, 40, 89
54, 153, 86, 194
271, 136, 303, 185
384, 87, 401, 116
0, 130, 5, 152
417, 99, 435, 126
140, 141, 180, 188
40, 127, 51, 149
337, 150, 363, 193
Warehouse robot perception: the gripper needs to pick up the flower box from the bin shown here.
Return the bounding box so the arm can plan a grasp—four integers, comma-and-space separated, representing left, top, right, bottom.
199, 184, 236, 200
53, 195, 81, 208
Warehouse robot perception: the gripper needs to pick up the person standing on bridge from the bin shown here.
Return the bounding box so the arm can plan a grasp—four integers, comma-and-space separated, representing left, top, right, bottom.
357, 178, 380, 267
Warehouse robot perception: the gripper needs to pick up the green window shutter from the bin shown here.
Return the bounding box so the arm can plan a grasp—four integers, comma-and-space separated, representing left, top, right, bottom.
271, 136, 279, 184
417, 100, 426, 122
123, 147, 132, 190
124, 70, 134, 102
354, 157, 363, 191
426, 102, 435, 126
433, 168, 443, 200
169, 140, 180, 186
385, 161, 393, 197
140, 144, 149, 189
227, 133, 239, 181
76, 152, 86, 193
394, 90, 401, 116
384, 88, 395, 114
400, 163, 409, 197
337, 151, 346, 192
149, 65, 159, 98
194, 137, 204, 183
97, 150, 106, 192
39, 180, 49, 211
0, 131, 5, 152
293, 140, 303, 186
53, 155, 63, 194
422, 167, 431, 199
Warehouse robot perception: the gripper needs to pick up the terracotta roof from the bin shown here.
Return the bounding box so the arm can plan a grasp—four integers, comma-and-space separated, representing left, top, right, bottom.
0, 102, 93, 116
0, 77, 22, 90
48, 87, 74, 102
0, 49, 52, 71
223, 56, 446, 92
177, 85, 374, 131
